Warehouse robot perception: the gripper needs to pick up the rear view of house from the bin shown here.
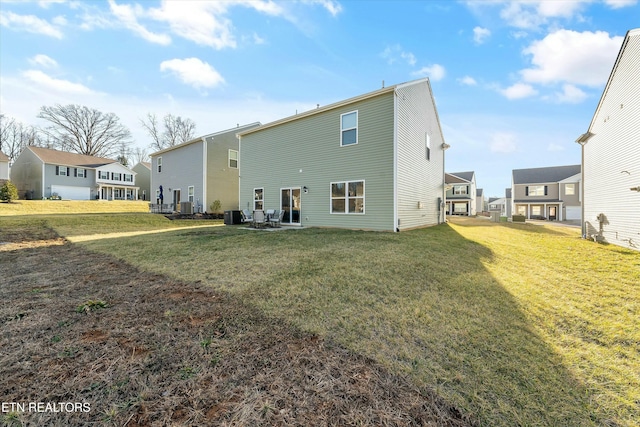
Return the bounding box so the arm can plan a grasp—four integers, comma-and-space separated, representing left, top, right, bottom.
238, 78, 448, 231
576, 28, 640, 250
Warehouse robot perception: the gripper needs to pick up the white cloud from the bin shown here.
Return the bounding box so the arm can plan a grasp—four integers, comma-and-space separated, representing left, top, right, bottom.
108, 0, 171, 45
412, 64, 446, 81
521, 30, 623, 87
0, 11, 64, 38
29, 54, 58, 69
22, 70, 96, 95
302, 0, 343, 16
473, 26, 491, 44
160, 58, 225, 89
500, 83, 538, 99
555, 84, 587, 104
497, 0, 589, 29
458, 76, 477, 86
604, 0, 638, 8
381, 45, 417, 66
489, 132, 517, 153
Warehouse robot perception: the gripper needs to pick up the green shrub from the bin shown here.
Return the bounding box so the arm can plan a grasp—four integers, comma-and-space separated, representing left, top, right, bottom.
0, 180, 19, 202
512, 214, 526, 222
209, 199, 222, 214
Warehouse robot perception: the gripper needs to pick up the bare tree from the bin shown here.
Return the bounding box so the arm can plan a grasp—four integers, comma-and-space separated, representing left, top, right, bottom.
130, 146, 149, 165
37, 104, 132, 158
140, 113, 196, 152
0, 114, 44, 163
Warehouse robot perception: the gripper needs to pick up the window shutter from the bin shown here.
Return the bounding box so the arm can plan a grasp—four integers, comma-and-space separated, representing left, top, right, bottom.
525, 186, 529, 196
56, 166, 59, 175
544, 185, 548, 196
74, 168, 77, 177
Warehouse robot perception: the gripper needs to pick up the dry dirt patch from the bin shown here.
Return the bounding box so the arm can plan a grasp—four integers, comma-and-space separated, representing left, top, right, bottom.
0, 227, 474, 426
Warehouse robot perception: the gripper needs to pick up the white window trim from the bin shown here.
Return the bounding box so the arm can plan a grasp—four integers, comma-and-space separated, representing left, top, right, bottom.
254, 187, 264, 211
426, 132, 431, 161
188, 185, 194, 203
340, 110, 358, 147
228, 149, 238, 169
157, 157, 162, 173
565, 183, 575, 196
330, 180, 365, 214
58, 166, 67, 176
453, 185, 468, 195
528, 185, 545, 196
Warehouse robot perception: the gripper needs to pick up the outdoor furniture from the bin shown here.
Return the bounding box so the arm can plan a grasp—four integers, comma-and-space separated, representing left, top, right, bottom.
269, 209, 284, 228
265, 209, 275, 222
241, 209, 254, 224
253, 210, 266, 228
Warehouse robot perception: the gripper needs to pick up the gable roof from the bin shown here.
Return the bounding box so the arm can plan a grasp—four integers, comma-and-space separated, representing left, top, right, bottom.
449, 171, 475, 182
27, 146, 116, 168
151, 122, 260, 156
577, 28, 640, 142
476, 188, 483, 197
512, 165, 581, 185
237, 78, 434, 137
446, 171, 474, 184
0, 151, 9, 162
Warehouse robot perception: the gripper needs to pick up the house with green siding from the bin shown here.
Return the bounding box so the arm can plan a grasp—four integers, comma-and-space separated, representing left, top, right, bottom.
237, 78, 449, 232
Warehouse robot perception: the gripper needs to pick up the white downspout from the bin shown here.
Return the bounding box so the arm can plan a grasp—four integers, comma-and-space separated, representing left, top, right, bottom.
393, 90, 399, 232
202, 137, 208, 213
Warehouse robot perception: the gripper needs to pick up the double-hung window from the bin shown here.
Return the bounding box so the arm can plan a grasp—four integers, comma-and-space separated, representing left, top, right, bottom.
188, 186, 194, 203
76, 168, 85, 178
331, 180, 364, 214
425, 133, 431, 161
124, 174, 133, 182
229, 150, 238, 168
527, 185, 546, 196
157, 157, 162, 173
340, 111, 358, 146
56, 166, 68, 176
98, 171, 109, 180
111, 172, 122, 181
565, 183, 575, 195
453, 185, 468, 195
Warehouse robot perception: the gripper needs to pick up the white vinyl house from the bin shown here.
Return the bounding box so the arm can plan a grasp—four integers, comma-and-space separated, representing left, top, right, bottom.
576, 28, 640, 251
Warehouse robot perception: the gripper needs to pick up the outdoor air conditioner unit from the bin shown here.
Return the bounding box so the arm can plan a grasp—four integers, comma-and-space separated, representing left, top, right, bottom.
180, 201, 193, 215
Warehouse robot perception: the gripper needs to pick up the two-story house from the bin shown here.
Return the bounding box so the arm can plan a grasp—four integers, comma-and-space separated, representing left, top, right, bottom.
132, 162, 151, 201
476, 188, 485, 214
445, 171, 477, 216
576, 28, 639, 250
237, 78, 449, 231
150, 123, 260, 213
10, 146, 138, 200
511, 165, 581, 221
0, 151, 9, 183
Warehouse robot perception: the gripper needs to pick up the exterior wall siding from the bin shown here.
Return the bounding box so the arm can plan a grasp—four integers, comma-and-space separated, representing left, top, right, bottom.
240, 93, 395, 231
396, 82, 445, 229
583, 31, 640, 250
151, 142, 204, 207
0, 160, 8, 180
205, 133, 240, 212
10, 148, 42, 199
133, 163, 151, 201
44, 164, 96, 198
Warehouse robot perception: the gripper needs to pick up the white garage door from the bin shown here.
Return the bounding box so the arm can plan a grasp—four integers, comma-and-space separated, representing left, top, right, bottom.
51, 185, 91, 200
565, 206, 581, 220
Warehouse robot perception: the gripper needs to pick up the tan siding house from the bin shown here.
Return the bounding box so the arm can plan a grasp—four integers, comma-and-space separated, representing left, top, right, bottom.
576, 28, 640, 250
0, 151, 9, 181
238, 78, 448, 231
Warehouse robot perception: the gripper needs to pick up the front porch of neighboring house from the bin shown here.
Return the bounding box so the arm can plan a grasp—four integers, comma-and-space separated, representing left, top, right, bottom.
514, 202, 563, 221
446, 200, 471, 216
97, 185, 139, 201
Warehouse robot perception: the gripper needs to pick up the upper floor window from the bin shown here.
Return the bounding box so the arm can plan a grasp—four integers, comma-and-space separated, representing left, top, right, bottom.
453, 185, 468, 195
124, 174, 133, 182
157, 157, 162, 173
111, 172, 122, 181
229, 149, 238, 169
98, 170, 109, 180
331, 180, 365, 214
56, 166, 68, 176
75, 168, 85, 178
340, 111, 358, 146
527, 185, 546, 196
565, 183, 575, 195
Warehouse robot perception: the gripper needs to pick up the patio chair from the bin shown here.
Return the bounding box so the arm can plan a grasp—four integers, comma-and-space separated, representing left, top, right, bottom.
265, 209, 275, 222
269, 209, 284, 228
241, 209, 253, 224
253, 210, 266, 228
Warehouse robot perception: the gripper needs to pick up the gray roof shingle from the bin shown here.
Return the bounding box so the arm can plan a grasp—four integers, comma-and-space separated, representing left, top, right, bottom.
512, 165, 580, 184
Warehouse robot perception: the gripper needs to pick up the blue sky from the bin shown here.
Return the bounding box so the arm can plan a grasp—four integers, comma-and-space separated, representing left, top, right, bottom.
1, 0, 638, 197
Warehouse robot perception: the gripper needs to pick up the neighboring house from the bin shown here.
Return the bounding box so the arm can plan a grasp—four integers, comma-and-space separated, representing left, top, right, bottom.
445, 171, 477, 216
10, 146, 138, 200
488, 197, 506, 216
150, 123, 260, 213
475, 188, 485, 214
237, 78, 449, 231
132, 162, 151, 201
511, 165, 581, 221
0, 151, 9, 181
576, 28, 640, 251
505, 188, 512, 218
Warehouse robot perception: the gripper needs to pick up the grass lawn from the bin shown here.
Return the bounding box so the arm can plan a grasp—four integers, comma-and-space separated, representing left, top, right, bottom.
0, 200, 150, 216
2, 208, 638, 426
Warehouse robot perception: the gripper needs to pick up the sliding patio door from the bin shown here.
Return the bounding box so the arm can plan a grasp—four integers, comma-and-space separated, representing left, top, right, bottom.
281, 187, 301, 224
